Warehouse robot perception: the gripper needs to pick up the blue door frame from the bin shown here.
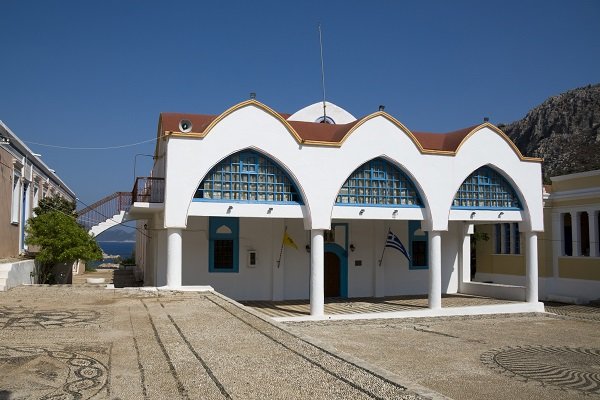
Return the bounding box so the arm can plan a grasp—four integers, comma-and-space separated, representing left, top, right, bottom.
324, 243, 348, 298
21, 182, 28, 251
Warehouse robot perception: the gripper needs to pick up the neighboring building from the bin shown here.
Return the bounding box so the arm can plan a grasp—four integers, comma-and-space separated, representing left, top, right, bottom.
127, 99, 545, 316
0, 120, 76, 259
475, 169, 599, 304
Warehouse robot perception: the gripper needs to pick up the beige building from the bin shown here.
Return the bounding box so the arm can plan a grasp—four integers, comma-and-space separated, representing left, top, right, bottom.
474, 169, 600, 304
0, 120, 75, 259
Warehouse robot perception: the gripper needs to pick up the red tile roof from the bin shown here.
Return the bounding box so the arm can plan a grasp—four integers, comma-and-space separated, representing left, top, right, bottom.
412, 126, 479, 152
159, 111, 482, 153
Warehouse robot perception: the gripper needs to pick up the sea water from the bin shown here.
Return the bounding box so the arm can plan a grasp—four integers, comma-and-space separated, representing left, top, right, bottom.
97, 241, 135, 258
88, 241, 135, 268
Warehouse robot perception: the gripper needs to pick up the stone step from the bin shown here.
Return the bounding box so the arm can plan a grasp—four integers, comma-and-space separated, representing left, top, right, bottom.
113, 270, 141, 288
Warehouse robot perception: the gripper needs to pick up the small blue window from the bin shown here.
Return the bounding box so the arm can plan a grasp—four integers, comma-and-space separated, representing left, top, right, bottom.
209, 217, 239, 273
452, 166, 521, 210
336, 159, 422, 207
409, 221, 428, 269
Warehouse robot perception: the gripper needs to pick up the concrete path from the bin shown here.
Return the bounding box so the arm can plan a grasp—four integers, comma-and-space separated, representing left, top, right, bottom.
0, 286, 430, 399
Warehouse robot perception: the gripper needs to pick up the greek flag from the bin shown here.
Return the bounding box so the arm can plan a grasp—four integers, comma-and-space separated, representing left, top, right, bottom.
385, 230, 411, 262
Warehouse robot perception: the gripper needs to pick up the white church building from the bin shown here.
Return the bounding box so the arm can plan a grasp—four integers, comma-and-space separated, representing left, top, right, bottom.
128, 99, 545, 317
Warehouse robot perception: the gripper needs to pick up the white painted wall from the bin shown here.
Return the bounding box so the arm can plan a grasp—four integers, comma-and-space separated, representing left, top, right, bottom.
282, 219, 311, 300
288, 101, 357, 124
172, 216, 464, 300
0, 259, 35, 290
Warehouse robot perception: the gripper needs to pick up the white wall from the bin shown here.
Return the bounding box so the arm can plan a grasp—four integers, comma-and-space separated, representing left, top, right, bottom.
174, 217, 462, 301
282, 219, 311, 300
182, 217, 308, 301
0, 259, 35, 290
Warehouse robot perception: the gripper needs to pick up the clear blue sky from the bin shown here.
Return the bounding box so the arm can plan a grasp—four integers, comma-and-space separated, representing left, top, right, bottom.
1, 0, 599, 207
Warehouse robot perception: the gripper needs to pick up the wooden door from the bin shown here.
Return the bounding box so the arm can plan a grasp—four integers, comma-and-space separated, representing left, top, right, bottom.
324, 252, 340, 297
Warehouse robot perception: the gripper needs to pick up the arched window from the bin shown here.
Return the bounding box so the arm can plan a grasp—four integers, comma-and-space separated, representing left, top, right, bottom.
194, 151, 302, 204
452, 166, 521, 209
336, 159, 422, 207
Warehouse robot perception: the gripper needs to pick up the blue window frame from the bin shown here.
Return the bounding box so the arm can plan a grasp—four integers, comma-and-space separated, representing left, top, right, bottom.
513, 223, 520, 254
452, 166, 521, 210
503, 223, 511, 254
336, 159, 422, 207
408, 221, 428, 269
195, 151, 302, 204
495, 224, 502, 254
209, 217, 239, 273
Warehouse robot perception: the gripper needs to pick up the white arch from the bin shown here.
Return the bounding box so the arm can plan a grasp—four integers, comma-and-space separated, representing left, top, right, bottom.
163, 103, 314, 229
328, 155, 432, 222
442, 126, 543, 231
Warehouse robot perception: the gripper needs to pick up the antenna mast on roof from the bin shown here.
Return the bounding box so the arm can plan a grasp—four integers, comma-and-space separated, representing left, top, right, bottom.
318, 23, 327, 121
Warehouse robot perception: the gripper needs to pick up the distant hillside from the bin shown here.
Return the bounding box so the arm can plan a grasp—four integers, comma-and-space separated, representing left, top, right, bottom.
499, 83, 600, 182
95, 228, 135, 242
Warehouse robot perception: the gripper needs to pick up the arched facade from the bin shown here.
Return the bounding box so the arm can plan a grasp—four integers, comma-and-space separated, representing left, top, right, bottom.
131, 99, 544, 318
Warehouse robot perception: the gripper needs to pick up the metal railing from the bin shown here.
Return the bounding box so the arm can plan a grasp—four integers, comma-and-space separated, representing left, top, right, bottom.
132, 177, 165, 203
76, 192, 132, 232
76, 177, 165, 232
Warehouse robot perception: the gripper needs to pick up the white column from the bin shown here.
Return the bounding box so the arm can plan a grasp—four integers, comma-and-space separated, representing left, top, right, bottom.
310, 229, 325, 316
428, 231, 442, 310
572, 211, 581, 256
589, 210, 599, 257
166, 228, 182, 288
525, 231, 539, 303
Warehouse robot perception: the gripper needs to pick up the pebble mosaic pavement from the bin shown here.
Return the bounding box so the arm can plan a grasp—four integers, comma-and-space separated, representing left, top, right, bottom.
0, 278, 599, 399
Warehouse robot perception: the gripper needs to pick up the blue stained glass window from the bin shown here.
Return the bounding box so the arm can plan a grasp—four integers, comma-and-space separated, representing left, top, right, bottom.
194, 151, 302, 204
336, 159, 422, 207
452, 166, 521, 210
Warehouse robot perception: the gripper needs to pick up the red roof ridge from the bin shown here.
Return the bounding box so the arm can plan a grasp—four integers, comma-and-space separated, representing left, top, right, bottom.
158, 109, 492, 153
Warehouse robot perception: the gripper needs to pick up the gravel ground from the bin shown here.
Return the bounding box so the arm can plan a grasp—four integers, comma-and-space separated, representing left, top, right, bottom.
0, 285, 432, 399
286, 309, 600, 400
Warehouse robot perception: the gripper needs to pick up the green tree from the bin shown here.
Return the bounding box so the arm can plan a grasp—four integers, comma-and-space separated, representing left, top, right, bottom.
26, 198, 102, 283
34, 195, 77, 217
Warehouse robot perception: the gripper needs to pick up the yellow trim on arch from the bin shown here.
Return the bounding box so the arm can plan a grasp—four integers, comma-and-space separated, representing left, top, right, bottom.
160, 99, 304, 143
337, 111, 427, 152
159, 101, 542, 163
455, 123, 543, 163
200, 99, 304, 143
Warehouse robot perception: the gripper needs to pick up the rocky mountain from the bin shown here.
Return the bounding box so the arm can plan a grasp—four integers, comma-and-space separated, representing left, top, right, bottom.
498, 83, 600, 182
95, 228, 135, 242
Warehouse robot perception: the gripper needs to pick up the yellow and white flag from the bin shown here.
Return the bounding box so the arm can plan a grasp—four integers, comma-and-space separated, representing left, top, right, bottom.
282, 231, 298, 250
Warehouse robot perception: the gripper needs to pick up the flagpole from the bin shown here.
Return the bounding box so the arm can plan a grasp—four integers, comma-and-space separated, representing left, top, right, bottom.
277, 226, 287, 269
378, 228, 390, 266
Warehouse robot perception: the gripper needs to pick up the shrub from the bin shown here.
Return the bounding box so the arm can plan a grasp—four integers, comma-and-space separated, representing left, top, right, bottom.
26, 199, 102, 283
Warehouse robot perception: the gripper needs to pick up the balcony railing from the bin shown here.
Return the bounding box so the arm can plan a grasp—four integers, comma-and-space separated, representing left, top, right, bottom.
132, 177, 165, 203
76, 192, 132, 231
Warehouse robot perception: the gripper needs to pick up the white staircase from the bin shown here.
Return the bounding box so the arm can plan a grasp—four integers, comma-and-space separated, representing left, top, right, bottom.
89, 210, 126, 237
